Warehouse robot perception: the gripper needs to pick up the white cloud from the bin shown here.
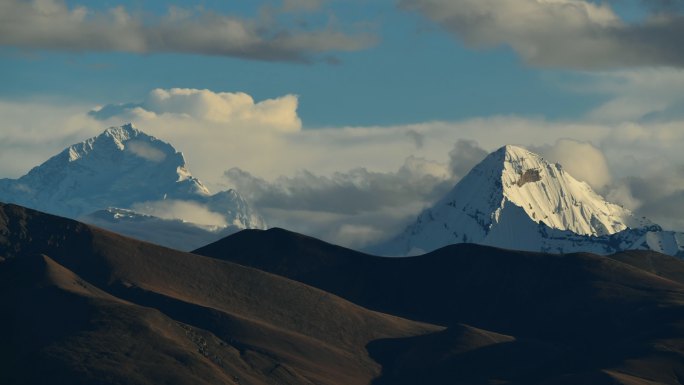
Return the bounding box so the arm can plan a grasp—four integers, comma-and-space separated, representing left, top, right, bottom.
333, 224, 387, 248
92, 88, 302, 132
0, 100, 101, 178
603, 162, 684, 231
224, 155, 452, 215
582, 69, 684, 122
87, 88, 306, 186
448, 139, 488, 179
400, 0, 684, 69
606, 182, 641, 211
220, 142, 483, 247
126, 140, 167, 162
6, 90, 683, 190
4, 87, 684, 246
131, 200, 227, 227
257, 206, 424, 248
532, 139, 612, 191
0, 0, 374, 62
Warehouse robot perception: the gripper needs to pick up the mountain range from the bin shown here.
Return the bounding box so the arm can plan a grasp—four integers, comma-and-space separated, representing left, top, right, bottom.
0, 124, 265, 250
3, 125, 681, 257
2, 203, 684, 384
1, 125, 682, 257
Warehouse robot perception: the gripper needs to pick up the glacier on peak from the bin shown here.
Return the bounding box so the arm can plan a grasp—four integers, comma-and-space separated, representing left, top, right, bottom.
373, 145, 683, 257
453, 145, 650, 236
0, 123, 266, 248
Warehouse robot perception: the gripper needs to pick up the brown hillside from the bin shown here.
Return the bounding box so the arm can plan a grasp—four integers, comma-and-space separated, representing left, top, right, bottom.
195, 227, 684, 384
0, 203, 439, 385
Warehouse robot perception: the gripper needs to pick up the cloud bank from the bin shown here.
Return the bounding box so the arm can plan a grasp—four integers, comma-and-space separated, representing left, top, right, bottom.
91, 88, 302, 133
88, 88, 308, 184
223, 144, 479, 247
224, 155, 452, 215
400, 0, 684, 69
3, 86, 684, 247
0, 0, 374, 62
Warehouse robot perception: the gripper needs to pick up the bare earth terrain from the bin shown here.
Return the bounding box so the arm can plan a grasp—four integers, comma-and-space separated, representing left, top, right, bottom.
2, 203, 684, 384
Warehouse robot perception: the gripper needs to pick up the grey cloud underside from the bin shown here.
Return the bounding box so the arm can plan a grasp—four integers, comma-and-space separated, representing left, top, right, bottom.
224, 134, 684, 249
224, 139, 487, 216
448, 139, 488, 181
615, 166, 684, 231
224, 165, 452, 215
641, 100, 684, 122
0, 1, 374, 62
89, 103, 140, 121
400, 0, 684, 69
222, 140, 489, 246
614, 17, 684, 67
223, 165, 451, 248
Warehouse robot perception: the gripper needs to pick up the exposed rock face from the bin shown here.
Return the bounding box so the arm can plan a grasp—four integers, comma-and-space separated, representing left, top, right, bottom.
516, 168, 541, 187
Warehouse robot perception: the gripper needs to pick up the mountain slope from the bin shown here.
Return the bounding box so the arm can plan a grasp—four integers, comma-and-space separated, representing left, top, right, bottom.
0, 203, 437, 385
0, 124, 208, 218
0, 124, 266, 249
195, 227, 684, 384
373, 145, 683, 256
0, 254, 241, 385
196, 228, 684, 335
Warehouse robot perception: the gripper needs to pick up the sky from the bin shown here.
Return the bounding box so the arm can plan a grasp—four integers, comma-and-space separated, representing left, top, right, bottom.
2, 0, 684, 247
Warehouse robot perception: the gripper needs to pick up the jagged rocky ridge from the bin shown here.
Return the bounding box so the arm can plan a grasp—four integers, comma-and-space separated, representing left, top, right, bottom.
0, 124, 265, 250
375, 145, 684, 256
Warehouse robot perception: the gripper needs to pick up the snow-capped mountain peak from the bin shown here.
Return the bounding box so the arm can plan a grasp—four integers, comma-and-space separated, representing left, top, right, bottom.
466, 145, 651, 236
0, 124, 266, 246
68, 123, 141, 161
0, 124, 217, 218
374, 144, 674, 256
62, 123, 208, 193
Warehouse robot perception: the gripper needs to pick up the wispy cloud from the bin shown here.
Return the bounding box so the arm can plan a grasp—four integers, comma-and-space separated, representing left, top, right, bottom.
400, 0, 684, 69
131, 200, 227, 227
126, 140, 167, 163
0, 0, 375, 62
582, 69, 684, 122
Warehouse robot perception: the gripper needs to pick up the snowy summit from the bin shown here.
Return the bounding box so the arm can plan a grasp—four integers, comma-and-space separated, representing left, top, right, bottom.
375, 145, 683, 256
0, 124, 266, 250
0, 124, 209, 217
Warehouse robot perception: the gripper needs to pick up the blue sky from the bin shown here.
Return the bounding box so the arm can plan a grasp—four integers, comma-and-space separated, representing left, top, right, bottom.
0, 0, 620, 126
2, 0, 684, 245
